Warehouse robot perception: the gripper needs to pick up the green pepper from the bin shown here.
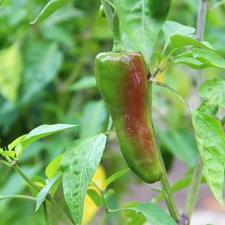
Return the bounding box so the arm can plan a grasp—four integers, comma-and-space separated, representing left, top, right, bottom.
94, 52, 163, 183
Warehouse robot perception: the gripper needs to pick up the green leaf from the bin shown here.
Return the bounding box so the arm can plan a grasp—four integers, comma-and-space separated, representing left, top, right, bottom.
198, 78, 225, 108
31, 0, 72, 24
191, 48, 225, 69
162, 21, 195, 51
104, 189, 115, 200
14, 124, 77, 159
170, 34, 215, 50
173, 56, 206, 69
61, 134, 107, 225
45, 154, 63, 178
126, 203, 176, 225
69, 76, 96, 91
104, 168, 130, 188
156, 129, 198, 167
124, 202, 146, 225
8, 134, 27, 151
0, 43, 22, 103
35, 174, 61, 211
87, 189, 102, 206
113, 0, 167, 64
79, 100, 108, 138
0, 149, 15, 158
197, 100, 219, 116
22, 43, 63, 102
191, 109, 225, 205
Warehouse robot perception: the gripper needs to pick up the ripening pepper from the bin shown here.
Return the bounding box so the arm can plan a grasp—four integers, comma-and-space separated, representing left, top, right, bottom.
94, 52, 163, 183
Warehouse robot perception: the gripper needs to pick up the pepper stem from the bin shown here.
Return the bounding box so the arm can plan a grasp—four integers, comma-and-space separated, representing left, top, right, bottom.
112, 12, 124, 52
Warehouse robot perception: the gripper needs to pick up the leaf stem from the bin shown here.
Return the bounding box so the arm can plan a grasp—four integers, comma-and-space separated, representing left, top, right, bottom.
90, 181, 110, 213
0, 195, 36, 201
6, 157, 74, 225
151, 79, 191, 113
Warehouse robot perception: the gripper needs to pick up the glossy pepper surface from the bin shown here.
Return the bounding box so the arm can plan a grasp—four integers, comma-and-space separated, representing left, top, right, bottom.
94, 52, 163, 183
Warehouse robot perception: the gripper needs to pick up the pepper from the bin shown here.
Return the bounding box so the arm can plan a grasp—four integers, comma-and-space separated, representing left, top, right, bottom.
94, 52, 163, 183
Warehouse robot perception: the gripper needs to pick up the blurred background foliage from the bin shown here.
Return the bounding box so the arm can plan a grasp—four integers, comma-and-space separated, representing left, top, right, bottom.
0, 0, 225, 224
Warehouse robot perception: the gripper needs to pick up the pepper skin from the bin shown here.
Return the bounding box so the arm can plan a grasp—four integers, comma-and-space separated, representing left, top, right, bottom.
94, 52, 163, 183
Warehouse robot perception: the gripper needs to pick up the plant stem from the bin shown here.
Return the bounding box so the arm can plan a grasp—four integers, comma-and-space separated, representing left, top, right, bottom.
158, 149, 180, 222
148, 81, 180, 222
43, 201, 51, 225
184, 0, 207, 223
184, 156, 204, 220
100, 212, 107, 225
6, 158, 74, 225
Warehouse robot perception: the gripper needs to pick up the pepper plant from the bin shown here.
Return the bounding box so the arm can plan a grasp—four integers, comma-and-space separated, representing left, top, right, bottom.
0, 0, 225, 225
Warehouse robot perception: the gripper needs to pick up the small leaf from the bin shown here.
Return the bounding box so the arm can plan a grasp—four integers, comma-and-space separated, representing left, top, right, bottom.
104, 168, 130, 188
104, 189, 115, 200
61, 134, 107, 225
86, 189, 102, 206
173, 56, 206, 69
126, 203, 176, 225
69, 76, 96, 91
45, 154, 63, 178
170, 34, 215, 50
162, 21, 195, 51
198, 78, 225, 108
191, 109, 225, 205
31, 0, 72, 24
35, 174, 61, 211
191, 48, 225, 69
0, 150, 15, 158
16, 124, 77, 159
8, 134, 27, 151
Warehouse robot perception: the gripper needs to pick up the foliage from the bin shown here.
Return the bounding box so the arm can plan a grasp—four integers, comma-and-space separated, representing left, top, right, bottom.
0, 0, 225, 224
